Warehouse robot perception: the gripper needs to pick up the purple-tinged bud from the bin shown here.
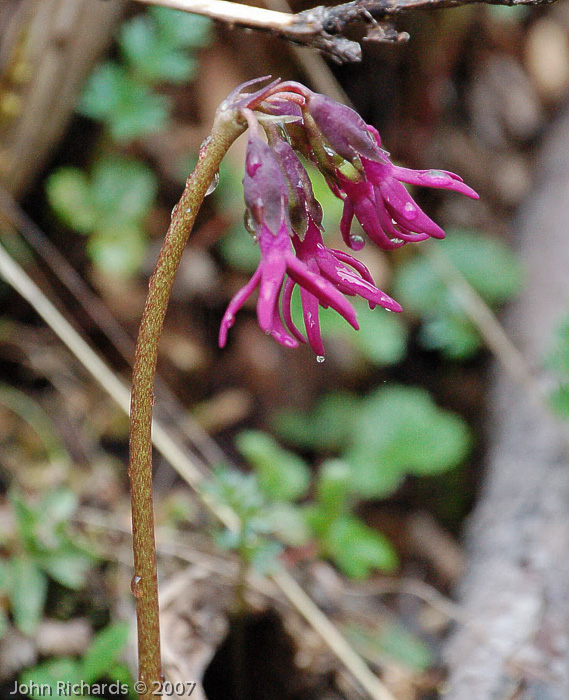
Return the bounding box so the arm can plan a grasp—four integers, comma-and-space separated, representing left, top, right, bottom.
269, 135, 323, 240
305, 93, 383, 166
243, 135, 290, 236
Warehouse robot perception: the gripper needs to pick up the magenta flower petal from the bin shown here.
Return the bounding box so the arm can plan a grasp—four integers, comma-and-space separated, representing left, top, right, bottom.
282, 278, 306, 344
268, 307, 300, 348
219, 268, 262, 348
318, 255, 402, 312
330, 249, 376, 285
299, 287, 325, 356
286, 255, 359, 330
390, 165, 479, 200
379, 179, 446, 239
340, 199, 357, 249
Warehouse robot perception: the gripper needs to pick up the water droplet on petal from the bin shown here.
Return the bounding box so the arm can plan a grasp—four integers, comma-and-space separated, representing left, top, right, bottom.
391, 238, 404, 244
316, 355, 325, 363
131, 575, 143, 598
403, 202, 418, 220
349, 234, 365, 251
205, 171, 220, 196
425, 169, 452, 185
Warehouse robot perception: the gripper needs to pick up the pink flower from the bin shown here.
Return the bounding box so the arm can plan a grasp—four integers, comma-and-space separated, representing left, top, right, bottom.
216, 79, 479, 355
269, 135, 401, 355
302, 92, 479, 251
219, 132, 358, 351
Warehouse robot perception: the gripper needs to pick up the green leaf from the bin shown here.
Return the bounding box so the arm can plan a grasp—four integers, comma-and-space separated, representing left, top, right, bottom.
39, 550, 94, 590
249, 540, 282, 574
393, 230, 523, 358
119, 16, 158, 73
218, 222, 261, 274
79, 63, 125, 120
0, 559, 12, 593
549, 384, 569, 419
315, 460, 351, 523
150, 7, 212, 49
0, 606, 7, 639
443, 231, 523, 304
80, 621, 130, 683
346, 386, 471, 497
274, 392, 360, 452
43, 489, 78, 522
419, 314, 481, 359
318, 300, 407, 366
80, 64, 169, 141
353, 306, 408, 366
236, 430, 310, 502
324, 516, 398, 579
120, 17, 197, 84
547, 315, 569, 376
109, 85, 169, 142
20, 658, 82, 699
11, 555, 48, 635
10, 490, 39, 550
46, 168, 97, 234
87, 222, 147, 276
91, 158, 157, 223
265, 503, 311, 546
344, 621, 433, 671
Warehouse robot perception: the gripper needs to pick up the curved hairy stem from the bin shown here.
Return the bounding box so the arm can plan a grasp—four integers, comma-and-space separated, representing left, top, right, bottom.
129, 112, 245, 698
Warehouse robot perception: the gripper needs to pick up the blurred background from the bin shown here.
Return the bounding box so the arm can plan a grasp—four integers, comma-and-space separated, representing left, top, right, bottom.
1, 1, 569, 698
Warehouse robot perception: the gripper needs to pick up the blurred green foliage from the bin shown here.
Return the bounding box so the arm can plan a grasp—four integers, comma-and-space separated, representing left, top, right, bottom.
393, 230, 523, 358
80, 8, 212, 142
0, 490, 98, 636
19, 622, 133, 699
546, 313, 569, 418
47, 8, 213, 275
210, 433, 398, 580
275, 385, 471, 498
47, 158, 157, 275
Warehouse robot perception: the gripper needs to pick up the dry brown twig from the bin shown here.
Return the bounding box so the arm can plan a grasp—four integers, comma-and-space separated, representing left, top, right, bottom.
135, 0, 555, 63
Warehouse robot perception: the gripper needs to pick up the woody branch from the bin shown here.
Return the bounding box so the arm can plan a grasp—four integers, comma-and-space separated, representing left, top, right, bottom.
134, 0, 556, 63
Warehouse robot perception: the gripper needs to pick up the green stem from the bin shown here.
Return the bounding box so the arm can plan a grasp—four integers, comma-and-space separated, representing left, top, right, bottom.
129, 113, 245, 699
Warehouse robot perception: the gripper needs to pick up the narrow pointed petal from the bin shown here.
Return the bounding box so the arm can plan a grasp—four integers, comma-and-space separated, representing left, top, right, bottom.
391, 165, 479, 199
282, 278, 306, 344
286, 254, 359, 330
330, 249, 375, 284
318, 256, 402, 312
340, 199, 357, 249
269, 307, 300, 348
353, 194, 406, 250
219, 268, 262, 347
380, 179, 446, 239
257, 256, 287, 332
300, 287, 325, 356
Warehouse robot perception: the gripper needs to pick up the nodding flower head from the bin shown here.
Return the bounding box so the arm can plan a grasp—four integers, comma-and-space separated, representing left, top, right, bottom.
301, 91, 479, 251
216, 78, 479, 355
219, 131, 359, 354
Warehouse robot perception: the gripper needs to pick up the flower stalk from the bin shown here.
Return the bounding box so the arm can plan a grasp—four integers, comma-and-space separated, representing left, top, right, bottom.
128, 108, 246, 698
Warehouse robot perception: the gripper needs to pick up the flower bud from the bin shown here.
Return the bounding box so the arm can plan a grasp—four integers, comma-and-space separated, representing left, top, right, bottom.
243, 135, 289, 236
